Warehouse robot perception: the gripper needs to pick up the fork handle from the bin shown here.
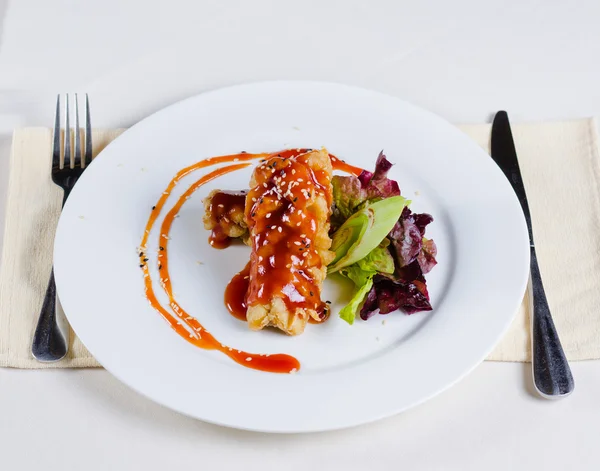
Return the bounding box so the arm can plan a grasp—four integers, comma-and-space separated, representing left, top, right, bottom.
530, 247, 574, 398
32, 269, 68, 361
32, 193, 71, 362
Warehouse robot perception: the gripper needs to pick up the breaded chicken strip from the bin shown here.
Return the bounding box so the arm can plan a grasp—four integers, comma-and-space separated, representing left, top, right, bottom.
244, 149, 334, 335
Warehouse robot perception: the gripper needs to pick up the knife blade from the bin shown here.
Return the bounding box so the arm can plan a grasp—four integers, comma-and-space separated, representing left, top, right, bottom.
491, 111, 574, 399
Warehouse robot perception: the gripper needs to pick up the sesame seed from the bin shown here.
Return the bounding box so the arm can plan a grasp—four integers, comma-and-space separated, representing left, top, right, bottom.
271, 225, 276, 230
266, 213, 271, 218
217, 204, 224, 208
278, 226, 282, 233
294, 241, 301, 245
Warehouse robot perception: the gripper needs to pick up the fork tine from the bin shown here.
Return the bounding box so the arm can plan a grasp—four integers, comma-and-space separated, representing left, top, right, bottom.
74, 94, 82, 168
64, 94, 72, 169
52, 95, 61, 170
84, 94, 92, 166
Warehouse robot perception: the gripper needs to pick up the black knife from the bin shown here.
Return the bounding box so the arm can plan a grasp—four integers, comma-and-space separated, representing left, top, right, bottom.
491, 111, 574, 398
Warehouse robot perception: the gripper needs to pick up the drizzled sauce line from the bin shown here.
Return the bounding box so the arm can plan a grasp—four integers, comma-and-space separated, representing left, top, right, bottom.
139, 152, 299, 373
329, 154, 364, 176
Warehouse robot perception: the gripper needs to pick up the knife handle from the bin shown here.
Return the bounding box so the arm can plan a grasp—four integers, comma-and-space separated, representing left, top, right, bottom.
530, 247, 574, 398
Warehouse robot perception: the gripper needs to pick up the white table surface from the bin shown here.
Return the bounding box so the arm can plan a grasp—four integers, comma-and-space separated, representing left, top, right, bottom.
1, 1, 599, 469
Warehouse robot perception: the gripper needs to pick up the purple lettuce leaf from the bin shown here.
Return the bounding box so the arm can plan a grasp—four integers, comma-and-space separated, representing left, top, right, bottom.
414, 213, 434, 236
359, 273, 432, 320
331, 151, 401, 230
388, 207, 423, 267
357, 151, 401, 200
417, 238, 438, 274
388, 207, 435, 268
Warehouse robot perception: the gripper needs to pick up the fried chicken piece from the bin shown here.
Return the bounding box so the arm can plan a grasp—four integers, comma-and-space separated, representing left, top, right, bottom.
244, 149, 334, 335
203, 190, 249, 248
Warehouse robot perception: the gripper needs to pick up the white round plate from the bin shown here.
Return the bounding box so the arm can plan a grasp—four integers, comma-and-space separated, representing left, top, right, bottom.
54, 82, 529, 433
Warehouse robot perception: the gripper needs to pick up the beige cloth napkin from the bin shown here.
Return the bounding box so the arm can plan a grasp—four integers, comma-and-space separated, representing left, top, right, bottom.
1, 121, 599, 368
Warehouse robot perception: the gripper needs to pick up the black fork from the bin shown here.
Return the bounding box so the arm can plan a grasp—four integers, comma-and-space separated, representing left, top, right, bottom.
32, 94, 92, 362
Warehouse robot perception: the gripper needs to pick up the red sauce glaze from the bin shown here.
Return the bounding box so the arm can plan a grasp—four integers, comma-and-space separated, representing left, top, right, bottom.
206, 190, 247, 249
244, 150, 331, 319
225, 262, 331, 323
224, 262, 250, 321
329, 153, 364, 176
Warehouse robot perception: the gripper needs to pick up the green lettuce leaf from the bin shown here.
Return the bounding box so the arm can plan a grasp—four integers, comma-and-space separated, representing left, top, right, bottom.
356, 242, 395, 274
328, 195, 408, 273
338, 276, 374, 325
340, 264, 373, 288
337, 242, 395, 324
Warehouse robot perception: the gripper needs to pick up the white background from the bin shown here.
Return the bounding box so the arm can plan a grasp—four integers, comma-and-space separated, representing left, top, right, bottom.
0, 0, 599, 469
